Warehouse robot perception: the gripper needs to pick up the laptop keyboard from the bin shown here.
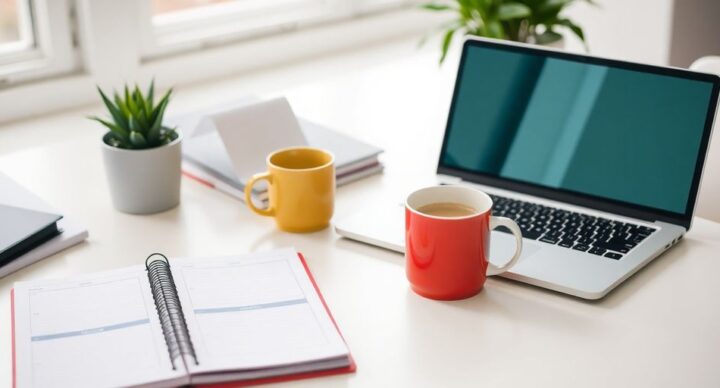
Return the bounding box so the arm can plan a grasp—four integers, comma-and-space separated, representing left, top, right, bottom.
489, 194, 656, 260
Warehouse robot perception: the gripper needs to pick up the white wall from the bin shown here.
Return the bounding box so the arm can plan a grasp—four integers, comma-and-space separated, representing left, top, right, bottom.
563, 0, 674, 65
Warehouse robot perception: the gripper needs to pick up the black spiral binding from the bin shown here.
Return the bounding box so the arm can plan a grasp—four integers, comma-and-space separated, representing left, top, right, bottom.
145, 253, 199, 369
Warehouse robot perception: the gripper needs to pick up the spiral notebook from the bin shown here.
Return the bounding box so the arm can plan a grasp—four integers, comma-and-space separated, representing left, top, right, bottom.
11, 249, 354, 388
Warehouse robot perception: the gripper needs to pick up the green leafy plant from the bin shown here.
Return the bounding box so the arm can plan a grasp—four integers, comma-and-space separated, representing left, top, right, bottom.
421, 0, 594, 63
89, 80, 177, 150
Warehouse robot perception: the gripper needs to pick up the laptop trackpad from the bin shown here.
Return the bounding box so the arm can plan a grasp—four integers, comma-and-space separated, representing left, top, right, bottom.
489, 231, 541, 266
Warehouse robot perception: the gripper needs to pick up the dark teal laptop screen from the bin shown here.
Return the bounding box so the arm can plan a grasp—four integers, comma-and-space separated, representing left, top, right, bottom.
441, 45, 715, 214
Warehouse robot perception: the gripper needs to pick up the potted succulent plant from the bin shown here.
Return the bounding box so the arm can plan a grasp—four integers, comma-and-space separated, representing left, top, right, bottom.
89, 81, 182, 214
421, 0, 594, 63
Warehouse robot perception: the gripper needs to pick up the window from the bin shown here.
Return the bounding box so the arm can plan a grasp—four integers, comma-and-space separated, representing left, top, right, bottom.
0, 0, 33, 54
152, 0, 237, 14
0, 0, 414, 85
1, 0, 427, 123
0, 0, 78, 86
139, 0, 411, 58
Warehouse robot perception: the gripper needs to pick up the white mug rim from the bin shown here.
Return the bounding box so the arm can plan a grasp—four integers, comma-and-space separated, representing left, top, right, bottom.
405, 185, 493, 221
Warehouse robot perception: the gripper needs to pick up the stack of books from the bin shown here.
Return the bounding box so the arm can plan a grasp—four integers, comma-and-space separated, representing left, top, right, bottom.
182, 119, 383, 203
172, 98, 383, 203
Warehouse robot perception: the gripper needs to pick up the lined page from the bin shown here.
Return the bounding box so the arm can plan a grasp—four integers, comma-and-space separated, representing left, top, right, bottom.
170, 249, 349, 375
13, 266, 187, 388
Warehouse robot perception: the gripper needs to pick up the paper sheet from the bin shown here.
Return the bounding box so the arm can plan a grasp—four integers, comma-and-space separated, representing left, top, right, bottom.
13, 266, 186, 388
170, 248, 349, 374
211, 97, 308, 181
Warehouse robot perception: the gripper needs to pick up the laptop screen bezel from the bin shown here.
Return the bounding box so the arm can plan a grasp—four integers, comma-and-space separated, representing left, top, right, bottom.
437, 37, 720, 230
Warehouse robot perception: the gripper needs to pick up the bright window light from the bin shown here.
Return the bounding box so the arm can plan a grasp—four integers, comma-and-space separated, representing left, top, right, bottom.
0, 0, 77, 85
140, 0, 410, 58
0, 0, 34, 56
152, 0, 238, 16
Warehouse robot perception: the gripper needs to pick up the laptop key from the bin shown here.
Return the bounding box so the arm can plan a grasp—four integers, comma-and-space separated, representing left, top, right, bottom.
525, 228, 544, 240
638, 226, 655, 234
496, 226, 543, 240
539, 236, 559, 245
558, 240, 574, 248
576, 237, 593, 245
595, 237, 636, 252
588, 247, 607, 256
572, 244, 590, 252
544, 230, 562, 238
604, 252, 623, 260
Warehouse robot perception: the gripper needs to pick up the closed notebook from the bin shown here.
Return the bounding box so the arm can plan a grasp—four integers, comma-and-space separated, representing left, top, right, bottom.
0, 204, 61, 266
12, 249, 354, 388
0, 172, 88, 278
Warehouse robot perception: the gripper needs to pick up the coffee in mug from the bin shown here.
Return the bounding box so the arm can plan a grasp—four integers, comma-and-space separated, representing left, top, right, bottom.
416, 202, 478, 218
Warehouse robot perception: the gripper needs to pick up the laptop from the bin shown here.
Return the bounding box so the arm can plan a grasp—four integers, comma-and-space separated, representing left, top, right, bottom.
335, 37, 720, 299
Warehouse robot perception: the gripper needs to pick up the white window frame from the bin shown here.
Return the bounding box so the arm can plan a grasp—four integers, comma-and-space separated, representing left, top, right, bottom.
0, 0, 35, 63
0, 0, 446, 124
138, 0, 413, 59
0, 0, 79, 86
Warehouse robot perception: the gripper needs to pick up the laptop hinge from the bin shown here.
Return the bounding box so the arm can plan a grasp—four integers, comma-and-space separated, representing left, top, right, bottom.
437, 174, 462, 184
444, 175, 674, 227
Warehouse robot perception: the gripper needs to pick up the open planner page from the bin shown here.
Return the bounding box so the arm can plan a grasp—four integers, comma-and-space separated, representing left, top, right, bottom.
13, 266, 188, 388
170, 248, 350, 378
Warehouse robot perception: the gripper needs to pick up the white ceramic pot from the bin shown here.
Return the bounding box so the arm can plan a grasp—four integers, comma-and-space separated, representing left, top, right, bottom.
101, 132, 182, 214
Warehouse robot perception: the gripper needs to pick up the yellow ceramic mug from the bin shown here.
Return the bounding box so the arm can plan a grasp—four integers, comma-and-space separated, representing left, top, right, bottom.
245, 147, 335, 232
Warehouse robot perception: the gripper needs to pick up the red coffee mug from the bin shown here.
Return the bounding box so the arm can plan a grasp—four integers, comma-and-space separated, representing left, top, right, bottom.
405, 185, 523, 300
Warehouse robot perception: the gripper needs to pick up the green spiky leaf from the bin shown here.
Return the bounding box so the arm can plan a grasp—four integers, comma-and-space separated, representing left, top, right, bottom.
91, 80, 176, 149
113, 92, 131, 124
124, 86, 131, 109
129, 131, 148, 148
439, 28, 457, 64
132, 86, 150, 131
128, 116, 137, 133
96, 87, 128, 130
152, 89, 172, 124
145, 80, 155, 114
88, 116, 130, 144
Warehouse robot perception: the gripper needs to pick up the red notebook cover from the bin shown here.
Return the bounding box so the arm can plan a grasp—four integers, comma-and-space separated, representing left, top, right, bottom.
11, 287, 16, 388
11, 252, 355, 388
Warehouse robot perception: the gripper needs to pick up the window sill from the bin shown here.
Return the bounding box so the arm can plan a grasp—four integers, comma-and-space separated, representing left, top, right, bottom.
0, 7, 447, 124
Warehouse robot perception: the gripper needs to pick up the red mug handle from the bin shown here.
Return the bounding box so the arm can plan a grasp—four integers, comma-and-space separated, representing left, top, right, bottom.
487, 216, 523, 276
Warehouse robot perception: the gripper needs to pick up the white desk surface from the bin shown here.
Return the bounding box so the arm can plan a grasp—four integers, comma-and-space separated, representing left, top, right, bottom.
1, 38, 719, 388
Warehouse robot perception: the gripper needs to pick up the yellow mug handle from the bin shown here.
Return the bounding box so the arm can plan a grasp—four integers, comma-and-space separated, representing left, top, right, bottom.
244, 172, 275, 217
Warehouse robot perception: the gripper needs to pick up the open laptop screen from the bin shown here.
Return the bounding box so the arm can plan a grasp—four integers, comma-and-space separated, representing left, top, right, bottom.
439, 39, 719, 224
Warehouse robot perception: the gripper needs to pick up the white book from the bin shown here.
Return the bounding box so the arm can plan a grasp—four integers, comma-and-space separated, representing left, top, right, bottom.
12, 249, 353, 388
